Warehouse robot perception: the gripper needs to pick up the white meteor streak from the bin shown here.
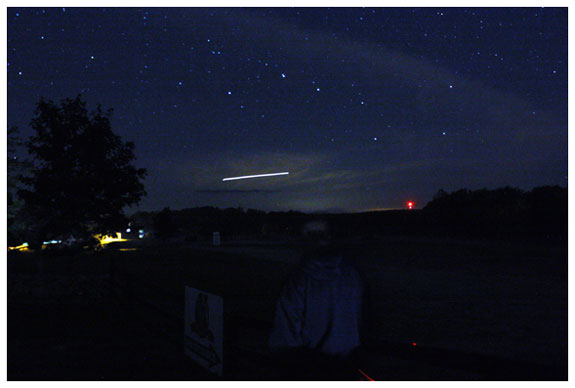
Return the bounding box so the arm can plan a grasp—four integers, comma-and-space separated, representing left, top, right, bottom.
222, 172, 290, 181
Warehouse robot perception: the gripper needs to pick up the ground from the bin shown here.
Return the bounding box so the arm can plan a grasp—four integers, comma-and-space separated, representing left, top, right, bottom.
7, 236, 567, 380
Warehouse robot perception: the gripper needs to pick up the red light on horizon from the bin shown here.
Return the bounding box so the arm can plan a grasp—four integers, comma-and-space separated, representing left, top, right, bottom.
407, 201, 414, 209
412, 342, 417, 346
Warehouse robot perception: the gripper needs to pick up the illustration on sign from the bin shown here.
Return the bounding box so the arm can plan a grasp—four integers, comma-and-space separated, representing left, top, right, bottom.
190, 293, 215, 342
184, 287, 223, 376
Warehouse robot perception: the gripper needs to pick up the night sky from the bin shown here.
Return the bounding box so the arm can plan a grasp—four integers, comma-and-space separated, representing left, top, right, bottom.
7, 7, 568, 213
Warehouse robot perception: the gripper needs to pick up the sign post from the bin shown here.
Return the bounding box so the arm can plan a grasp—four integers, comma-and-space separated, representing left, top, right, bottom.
184, 287, 224, 376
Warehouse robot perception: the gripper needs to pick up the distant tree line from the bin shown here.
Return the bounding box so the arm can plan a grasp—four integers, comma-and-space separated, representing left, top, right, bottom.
421, 186, 567, 241
134, 185, 567, 244
138, 207, 308, 242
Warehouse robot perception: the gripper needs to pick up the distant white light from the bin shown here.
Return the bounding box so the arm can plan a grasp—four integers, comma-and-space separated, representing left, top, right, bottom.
316, 88, 320, 92
227, 91, 232, 95
223, 172, 290, 181
126, 228, 131, 233
281, 73, 286, 78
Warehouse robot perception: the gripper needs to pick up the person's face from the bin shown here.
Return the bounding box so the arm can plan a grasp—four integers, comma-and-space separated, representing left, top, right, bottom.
302, 221, 334, 257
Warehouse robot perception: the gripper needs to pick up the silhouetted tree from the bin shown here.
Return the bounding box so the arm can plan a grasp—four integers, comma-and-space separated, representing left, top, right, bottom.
526, 185, 567, 238
424, 186, 566, 240
153, 207, 177, 240
18, 95, 147, 247
8, 126, 32, 245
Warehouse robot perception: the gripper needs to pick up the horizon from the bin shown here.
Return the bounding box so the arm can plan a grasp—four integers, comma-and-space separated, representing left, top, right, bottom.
126, 183, 567, 216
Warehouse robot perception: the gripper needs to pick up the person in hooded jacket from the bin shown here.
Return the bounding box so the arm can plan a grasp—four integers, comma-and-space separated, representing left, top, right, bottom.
268, 219, 366, 380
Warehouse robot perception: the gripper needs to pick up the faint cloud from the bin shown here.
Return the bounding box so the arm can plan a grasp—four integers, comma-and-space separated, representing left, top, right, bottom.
195, 189, 280, 194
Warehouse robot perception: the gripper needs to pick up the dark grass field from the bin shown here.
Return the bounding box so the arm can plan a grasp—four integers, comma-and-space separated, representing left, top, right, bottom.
7, 237, 567, 380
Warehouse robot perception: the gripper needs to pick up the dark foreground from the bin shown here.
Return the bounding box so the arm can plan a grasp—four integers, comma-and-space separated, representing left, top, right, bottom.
8, 237, 567, 380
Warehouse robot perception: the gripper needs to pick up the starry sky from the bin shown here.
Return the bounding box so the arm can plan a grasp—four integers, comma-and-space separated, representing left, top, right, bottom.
7, 7, 568, 213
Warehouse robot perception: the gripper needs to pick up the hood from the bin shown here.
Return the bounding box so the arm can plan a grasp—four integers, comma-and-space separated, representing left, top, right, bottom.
301, 255, 345, 280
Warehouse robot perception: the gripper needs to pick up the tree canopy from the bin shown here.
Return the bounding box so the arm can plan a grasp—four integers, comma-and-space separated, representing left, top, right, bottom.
18, 95, 147, 244
8, 126, 32, 245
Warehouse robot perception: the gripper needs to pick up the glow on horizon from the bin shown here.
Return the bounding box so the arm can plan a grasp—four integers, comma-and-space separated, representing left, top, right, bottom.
222, 172, 290, 181
364, 207, 401, 212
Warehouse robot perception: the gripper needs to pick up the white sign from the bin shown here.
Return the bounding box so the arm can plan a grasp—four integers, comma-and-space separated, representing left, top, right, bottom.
184, 287, 224, 376
212, 232, 221, 246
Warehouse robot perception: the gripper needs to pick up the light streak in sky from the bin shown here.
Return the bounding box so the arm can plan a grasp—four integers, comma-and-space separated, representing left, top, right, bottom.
222, 172, 289, 181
